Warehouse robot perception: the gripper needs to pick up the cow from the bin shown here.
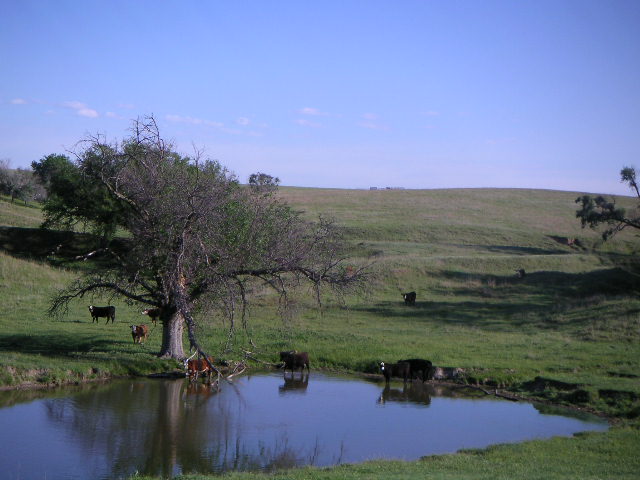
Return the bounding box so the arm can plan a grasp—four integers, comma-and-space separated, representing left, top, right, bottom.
379, 361, 410, 383
279, 351, 310, 375
142, 307, 161, 325
130, 324, 149, 344
402, 291, 416, 305
184, 355, 216, 380
398, 358, 433, 382
515, 268, 526, 279
88, 305, 116, 324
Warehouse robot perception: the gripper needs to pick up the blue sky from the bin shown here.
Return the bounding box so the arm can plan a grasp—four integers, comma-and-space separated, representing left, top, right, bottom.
1, 1, 639, 195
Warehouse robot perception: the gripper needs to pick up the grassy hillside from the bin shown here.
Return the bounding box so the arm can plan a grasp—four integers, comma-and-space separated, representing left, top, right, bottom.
1, 189, 639, 479
1, 189, 639, 408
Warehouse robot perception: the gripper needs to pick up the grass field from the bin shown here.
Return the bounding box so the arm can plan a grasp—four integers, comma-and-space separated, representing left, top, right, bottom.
1, 188, 639, 479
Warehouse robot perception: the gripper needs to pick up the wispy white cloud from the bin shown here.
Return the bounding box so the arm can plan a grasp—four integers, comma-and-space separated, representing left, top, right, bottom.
295, 118, 321, 128
63, 101, 99, 118
10, 98, 27, 105
165, 114, 223, 128
357, 113, 388, 130
299, 107, 330, 117
105, 111, 124, 119
236, 117, 250, 126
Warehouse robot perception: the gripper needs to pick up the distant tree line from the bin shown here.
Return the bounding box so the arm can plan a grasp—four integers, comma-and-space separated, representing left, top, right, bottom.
0, 158, 45, 204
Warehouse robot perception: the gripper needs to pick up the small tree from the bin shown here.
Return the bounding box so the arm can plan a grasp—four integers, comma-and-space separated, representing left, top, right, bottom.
0, 159, 40, 204
576, 167, 640, 240
49, 116, 366, 363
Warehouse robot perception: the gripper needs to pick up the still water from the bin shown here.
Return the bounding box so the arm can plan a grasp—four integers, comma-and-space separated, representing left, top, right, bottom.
0, 372, 608, 479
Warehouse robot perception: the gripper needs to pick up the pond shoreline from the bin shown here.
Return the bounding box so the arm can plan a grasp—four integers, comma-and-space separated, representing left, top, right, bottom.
0, 365, 617, 423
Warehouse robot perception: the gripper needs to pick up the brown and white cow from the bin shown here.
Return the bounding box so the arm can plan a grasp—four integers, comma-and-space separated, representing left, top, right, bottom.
130, 324, 149, 344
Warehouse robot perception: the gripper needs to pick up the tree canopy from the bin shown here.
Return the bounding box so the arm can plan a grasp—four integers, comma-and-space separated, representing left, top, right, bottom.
576, 167, 640, 240
46, 116, 366, 363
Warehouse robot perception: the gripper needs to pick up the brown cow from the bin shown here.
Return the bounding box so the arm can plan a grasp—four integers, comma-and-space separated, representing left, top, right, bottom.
130, 324, 149, 344
185, 355, 216, 380
279, 351, 310, 375
142, 307, 161, 325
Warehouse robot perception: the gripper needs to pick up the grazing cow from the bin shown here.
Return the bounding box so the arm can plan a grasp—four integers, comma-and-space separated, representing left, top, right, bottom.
142, 307, 161, 325
402, 291, 416, 305
515, 268, 526, 279
279, 351, 310, 375
398, 358, 433, 382
380, 361, 410, 383
130, 324, 149, 344
88, 305, 116, 324
185, 355, 215, 380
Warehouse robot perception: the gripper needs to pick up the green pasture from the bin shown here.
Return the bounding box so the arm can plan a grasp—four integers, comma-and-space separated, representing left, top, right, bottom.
1, 188, 639, 479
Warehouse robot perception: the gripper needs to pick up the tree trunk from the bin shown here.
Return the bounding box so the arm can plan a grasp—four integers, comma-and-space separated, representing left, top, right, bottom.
158, 311, 186, 359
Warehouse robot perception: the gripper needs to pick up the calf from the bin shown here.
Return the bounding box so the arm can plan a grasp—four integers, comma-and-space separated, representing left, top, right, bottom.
402, 291, 416, 305
398, 358, 433, 382
279, 351, 310, 375
380, 361, 410, 383
89, 305, 116, 324
130, 324, 149, 344
185, 356, 215, 380
142, 307, 161, 325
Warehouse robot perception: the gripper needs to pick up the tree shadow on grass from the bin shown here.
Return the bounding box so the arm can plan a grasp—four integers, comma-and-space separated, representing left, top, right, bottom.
0, 226, 126, 269
0, 333, 122, 356
355, 267, 640, 333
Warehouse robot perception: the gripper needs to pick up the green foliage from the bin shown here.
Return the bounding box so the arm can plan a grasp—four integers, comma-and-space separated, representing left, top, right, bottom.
576, 166, 640, 240
32, 153, 127, 240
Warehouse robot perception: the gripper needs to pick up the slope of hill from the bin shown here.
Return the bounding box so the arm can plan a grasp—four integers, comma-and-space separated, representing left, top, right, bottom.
0, 189, 638, 414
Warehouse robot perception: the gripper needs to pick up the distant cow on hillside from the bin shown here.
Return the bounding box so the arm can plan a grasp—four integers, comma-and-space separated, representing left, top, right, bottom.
130, 324, 149, 344
88, 305, 116, 324
402, 291, 416, 305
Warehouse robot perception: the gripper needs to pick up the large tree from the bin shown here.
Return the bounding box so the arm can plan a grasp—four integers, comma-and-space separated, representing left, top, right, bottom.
576, 167, 640, 240
49, 117, 365, 362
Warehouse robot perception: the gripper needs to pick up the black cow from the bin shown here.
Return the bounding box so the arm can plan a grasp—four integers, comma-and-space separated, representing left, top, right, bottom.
402, 291, 416, 305
398, 358, 433, 382
379, 361, 410, 383
279, 351, 310, 375
88, 305, 116, 324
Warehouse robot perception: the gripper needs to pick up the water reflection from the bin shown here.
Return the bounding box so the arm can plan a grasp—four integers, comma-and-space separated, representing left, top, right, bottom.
279, 373, 309, 394
378, 383, 432, 406
0, 373, 609, 480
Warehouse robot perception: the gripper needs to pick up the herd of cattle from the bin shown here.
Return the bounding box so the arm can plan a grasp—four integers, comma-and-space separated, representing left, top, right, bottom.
88, 291, 442, 384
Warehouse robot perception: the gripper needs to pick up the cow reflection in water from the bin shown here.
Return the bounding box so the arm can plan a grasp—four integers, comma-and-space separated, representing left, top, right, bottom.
279, 374, 309, 395
377, 382, 432, 406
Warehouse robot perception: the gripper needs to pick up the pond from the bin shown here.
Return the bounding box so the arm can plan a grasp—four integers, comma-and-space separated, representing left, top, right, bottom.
0, 372, 608, 479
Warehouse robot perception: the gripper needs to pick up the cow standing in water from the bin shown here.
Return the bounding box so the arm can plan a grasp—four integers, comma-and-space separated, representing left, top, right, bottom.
280, 351, 310, 376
